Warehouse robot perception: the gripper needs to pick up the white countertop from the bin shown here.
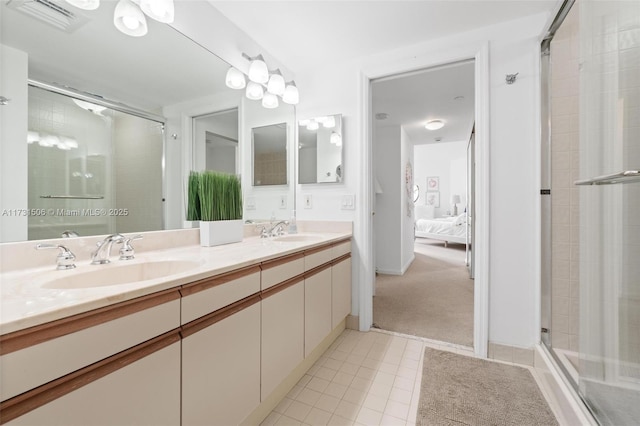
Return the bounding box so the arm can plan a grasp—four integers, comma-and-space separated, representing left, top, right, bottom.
0, 232, 351, 335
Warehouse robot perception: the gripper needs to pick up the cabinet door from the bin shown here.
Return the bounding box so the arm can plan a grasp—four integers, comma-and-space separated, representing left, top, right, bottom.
182, 303, 261, 426
261, 280, 304, 400
305, 267, 332, 357
7, 341, 181, 426
332, 257, 352, 328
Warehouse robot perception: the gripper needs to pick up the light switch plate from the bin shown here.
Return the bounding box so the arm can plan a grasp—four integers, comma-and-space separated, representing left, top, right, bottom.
304, 194, 312, 209
279, 195, 287, 209
246, 197, 256, 210
341, 194, 355, 210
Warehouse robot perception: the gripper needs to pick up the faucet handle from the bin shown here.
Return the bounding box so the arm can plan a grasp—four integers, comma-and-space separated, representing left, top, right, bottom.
119, 234, 142, 260
36, 244, 76, 270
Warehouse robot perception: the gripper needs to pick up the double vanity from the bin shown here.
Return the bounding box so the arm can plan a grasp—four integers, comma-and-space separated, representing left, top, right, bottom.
0, 226, 352, 425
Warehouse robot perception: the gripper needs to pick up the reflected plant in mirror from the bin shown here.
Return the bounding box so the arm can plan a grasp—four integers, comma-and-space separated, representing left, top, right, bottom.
252, 123, 288, 186
298, 114, 343, 184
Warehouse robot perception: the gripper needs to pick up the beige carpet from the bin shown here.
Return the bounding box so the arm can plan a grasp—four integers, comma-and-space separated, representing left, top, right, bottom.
418, 347, 558, 425
373, 240, 473, 346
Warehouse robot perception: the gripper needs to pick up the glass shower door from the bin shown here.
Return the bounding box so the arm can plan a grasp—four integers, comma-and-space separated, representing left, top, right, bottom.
577, 1, 640, 424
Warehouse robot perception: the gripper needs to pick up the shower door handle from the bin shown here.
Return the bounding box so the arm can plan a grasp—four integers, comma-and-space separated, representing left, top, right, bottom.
574, 170, 640, 186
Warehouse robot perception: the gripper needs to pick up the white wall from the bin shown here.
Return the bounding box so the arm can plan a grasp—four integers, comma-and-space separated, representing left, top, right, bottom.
414, 141, 467, 217
0, 44, 28, 242
296, 12, 550, 349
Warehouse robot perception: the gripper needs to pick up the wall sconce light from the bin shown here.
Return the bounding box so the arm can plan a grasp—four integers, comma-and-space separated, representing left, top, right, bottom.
450, 194, 461, 215
226, 54, 300, 108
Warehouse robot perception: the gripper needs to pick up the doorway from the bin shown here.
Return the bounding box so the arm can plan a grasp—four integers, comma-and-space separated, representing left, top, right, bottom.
192, 108, 239, 174
371, 61, 475, 348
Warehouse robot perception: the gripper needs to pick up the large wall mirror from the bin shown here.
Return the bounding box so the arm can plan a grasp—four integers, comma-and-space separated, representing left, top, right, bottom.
0, 0, 296, 242
298, 114, 343, 184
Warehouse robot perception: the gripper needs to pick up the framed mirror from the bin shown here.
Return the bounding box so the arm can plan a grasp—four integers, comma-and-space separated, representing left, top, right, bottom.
298, 114, 343, 184
252, 123, 288, 186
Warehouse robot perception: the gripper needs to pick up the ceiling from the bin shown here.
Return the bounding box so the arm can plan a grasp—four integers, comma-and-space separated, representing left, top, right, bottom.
208, 0, 557, 73
372, 61, 475, 145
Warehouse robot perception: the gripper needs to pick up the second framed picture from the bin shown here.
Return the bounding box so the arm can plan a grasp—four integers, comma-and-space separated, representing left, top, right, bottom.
426, 191, 440, 208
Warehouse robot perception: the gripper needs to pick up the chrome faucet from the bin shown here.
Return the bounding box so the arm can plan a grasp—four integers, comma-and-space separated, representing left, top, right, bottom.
119, 234, 142, 260
257, 221, 289, 238
91, 233, 125, 265
36, 244, 76, 270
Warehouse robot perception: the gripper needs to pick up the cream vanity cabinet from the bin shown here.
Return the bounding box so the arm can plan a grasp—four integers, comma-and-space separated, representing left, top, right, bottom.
0, 290, 182, 425
180, 266, 262, 426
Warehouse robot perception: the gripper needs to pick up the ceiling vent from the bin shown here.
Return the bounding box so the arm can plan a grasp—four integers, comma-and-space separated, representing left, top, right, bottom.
6, 0, 89, 32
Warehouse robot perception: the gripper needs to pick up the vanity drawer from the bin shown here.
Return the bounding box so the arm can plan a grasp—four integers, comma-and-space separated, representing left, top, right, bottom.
304, 245, 334, 271
332, 240, 352, 258
180, 266, 261, 324
0, 290, 180, 402
261, 253, 304, 291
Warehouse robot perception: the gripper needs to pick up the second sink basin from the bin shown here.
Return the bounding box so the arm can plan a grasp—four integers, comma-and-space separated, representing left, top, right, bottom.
41, 260, 202, 290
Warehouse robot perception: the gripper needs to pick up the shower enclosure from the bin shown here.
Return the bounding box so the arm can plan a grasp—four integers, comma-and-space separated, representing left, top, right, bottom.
542, 1, 640, 424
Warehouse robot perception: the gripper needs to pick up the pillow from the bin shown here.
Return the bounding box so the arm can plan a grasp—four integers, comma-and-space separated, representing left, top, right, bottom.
415, 204, 435, 220
454, 212, 467, 226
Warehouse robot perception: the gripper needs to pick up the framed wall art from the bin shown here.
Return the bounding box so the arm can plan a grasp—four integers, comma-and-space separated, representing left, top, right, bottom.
426, 176, 439, 192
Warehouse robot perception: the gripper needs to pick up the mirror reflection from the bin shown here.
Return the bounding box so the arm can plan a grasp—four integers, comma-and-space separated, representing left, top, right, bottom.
193, 109, 239, 175
298, 114, 343, 184
252, 123, 288, 186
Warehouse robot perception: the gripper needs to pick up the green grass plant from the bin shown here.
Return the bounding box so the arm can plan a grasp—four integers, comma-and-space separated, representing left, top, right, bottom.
198, 171, 242, 221
186, 171, 201, 221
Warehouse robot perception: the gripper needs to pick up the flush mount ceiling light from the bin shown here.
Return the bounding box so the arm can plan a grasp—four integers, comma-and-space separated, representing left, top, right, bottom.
114, 0, 148, 37
139, 0, 174, 23
225, 67, 246, 89
425, 119, 445, 130
267, 69, 285, 96
262, 92, 279, 109
245, 81, 264, 100
65, 0, 100, 10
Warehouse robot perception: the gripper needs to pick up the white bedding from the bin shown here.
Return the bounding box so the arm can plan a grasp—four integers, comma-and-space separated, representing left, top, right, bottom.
415, 213, 468, 244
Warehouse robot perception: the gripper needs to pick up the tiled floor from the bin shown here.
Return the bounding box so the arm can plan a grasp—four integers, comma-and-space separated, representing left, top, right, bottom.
261, 329, 472, 426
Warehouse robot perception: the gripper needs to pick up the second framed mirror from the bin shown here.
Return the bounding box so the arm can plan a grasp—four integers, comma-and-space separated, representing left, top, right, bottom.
298, 114, 343, 184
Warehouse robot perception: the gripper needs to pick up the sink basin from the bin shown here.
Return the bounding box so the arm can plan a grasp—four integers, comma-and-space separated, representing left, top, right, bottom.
273, 235, 323, 243
41, 260, 202, 290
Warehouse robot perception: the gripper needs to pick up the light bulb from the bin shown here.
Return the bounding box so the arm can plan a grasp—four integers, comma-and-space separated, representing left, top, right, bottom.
114, 0, 148, 37
246, 81, 264, 100
267, 71, 285, 96
283, 82, 299, 105
330, 132, 342, 146
323, 116, 336, 128
248, 55, 269, 84
262, 92, 279, 109
225, 67, 246, 89
140, 0, 174, 23
65, 0, 99, 10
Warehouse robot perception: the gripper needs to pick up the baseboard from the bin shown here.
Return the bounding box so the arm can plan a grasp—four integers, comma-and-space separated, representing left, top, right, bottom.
376, 254, 415, 276
345, 315, 359, 330
241, 319, 346, 426
488, 342, 534, 366
533, 344, 597, 426
401, 253, 415, 275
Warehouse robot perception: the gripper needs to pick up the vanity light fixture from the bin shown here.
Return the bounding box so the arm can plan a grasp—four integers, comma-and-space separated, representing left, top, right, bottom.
65, 0, 100, 10
298, 119, 310, 126
267, 69, 286, 96
225, 67, 246, 89
244, 54, 269, 84
139, 0, 174, 23
425, 119, 445, 130
114, 0, 148, 37
246, 81, 264, 100
27, 131, 40, 144
323, 115, 336, 128
262, 92, 279, 109
307, 120, 319, 131
282, 81, 299, 105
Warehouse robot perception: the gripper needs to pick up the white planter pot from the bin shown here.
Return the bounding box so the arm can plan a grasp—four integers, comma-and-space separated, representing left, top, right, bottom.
183, 220, 199, 229
199, 219, 243, 246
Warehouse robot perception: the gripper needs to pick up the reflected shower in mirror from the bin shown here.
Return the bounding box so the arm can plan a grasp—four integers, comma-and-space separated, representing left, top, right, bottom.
298, 114, 343, 184
193, 109, 239, 175
252, 123, 288, 186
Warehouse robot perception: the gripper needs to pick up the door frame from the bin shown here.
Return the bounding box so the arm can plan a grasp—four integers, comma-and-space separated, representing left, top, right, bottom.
357, 42, 490, 357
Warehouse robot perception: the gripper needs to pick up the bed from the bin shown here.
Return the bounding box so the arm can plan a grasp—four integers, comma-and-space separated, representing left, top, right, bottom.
414, 205, 468, 246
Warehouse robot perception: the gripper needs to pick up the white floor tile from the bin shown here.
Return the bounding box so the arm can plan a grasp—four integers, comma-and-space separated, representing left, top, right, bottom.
356, 406, 383, 425
285, 401, 313, 422
384, 400, 410, 421
296, 388, 322, 406
343, 387, 367, 405
315, 394, 341, 413
304, 407, 333, 426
